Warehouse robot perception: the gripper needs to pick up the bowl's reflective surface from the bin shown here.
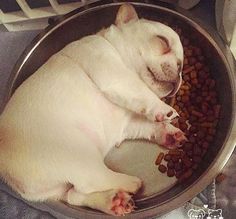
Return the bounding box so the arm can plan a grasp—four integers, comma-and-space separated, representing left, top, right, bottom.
5, 1, 236, 218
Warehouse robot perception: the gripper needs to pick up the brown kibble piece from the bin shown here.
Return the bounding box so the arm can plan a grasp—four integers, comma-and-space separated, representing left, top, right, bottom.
208, 128, 216, 135
216, 173, 226, 184
196, 96, 202, 103
178, 169, 193, 182
178, 117, 186, 123
193, 147, 202, 156
202, 141, 209, 149
181, 85, 190, 90
158, 165, 167, 173
214, 105, 221, 118
182, 156, 192, 168
197, 130, 205, 138
155, 152, 164, 165
195, 62, 203, 70
184, 142, 193, 151
171, 155, 180, 163
183, 74, 190, 81
184, 169, 193, 178
206, 135, 214, 142
189, 126, 197, 133
178, 90, 185, 96
169, 97, 176, 107
183, 38, 190, 46
168, 149, 181, 156
175, 171, 183, 179
201, 149, 207, 157
164, 154, 172, 161
187, 150, 193, 158
182, 95, 189, 103
193, 155, 202, 163
190, 71, 197, 79
201, 122, 213, 128
174, 162, 183, 171
189, 135, 196, 143
189, 57, 197, 65
192, 164, 198, 170
209, 80, 216, 89
185, 50, 193, 57
194, 47, 202, 56
184, 58, 188, 65
179, 122, 188, 131
183, 66, 195, 74
167, 169, 175, 177
207, 115, 215, 122
167, 160, 175, 169
191, 110, 204, 117
158, 30, 220, 181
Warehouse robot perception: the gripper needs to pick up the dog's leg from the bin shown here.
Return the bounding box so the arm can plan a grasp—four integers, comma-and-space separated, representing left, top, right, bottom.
123, 115, 186, 149
62, 187, 135, 216
62, 37, 178, 122
62, 161, 142, 216
103, 77, 178, 122
67, 159, 142, 195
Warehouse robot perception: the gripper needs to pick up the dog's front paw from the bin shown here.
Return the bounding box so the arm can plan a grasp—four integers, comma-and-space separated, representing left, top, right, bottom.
152, 106, 178, 122
150, 122, 186, 149
162, 130, 186, 149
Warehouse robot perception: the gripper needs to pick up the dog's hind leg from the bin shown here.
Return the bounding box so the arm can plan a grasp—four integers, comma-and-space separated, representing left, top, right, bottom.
60, 158, 142, 216
62, 185, 136, 216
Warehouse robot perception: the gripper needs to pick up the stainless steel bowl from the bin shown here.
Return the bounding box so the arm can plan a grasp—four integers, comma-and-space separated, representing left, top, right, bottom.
3, 1, 236, 218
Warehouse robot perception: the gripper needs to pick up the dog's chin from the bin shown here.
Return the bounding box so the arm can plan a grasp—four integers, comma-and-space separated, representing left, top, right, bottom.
147, 67, 181, 97
167, 77, 182, 97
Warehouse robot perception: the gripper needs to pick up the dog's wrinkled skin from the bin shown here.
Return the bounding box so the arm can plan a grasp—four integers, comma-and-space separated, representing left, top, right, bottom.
0, 4, 184, 216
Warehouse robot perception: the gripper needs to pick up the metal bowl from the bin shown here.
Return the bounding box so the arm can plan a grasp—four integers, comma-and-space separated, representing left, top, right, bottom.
3, 1, 236, 218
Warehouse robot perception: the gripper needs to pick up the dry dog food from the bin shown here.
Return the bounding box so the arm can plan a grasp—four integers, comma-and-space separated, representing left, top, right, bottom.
216, 173, 227, 184
156, 27, 221, 182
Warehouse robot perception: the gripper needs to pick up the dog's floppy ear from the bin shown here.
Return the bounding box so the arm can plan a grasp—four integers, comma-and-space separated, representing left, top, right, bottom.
115, 4, 138, 26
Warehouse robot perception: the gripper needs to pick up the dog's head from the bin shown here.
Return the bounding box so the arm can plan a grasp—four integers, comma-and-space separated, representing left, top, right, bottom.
115, 4, 183, 97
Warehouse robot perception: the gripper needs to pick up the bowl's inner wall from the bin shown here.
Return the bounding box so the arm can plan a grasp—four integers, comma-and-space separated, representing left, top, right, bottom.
9, 4, 233, 211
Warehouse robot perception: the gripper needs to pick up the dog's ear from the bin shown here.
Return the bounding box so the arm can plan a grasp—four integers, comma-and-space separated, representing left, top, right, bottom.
115, 4, 138, 26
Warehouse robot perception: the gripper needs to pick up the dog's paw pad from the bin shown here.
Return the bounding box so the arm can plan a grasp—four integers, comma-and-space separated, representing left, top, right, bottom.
164, 131, 186, 148
111, 191, 135, 216
155, 114, 165, 122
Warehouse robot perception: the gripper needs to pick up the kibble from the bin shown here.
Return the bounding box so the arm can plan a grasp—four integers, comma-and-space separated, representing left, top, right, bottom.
164, 154, 172, 161
156, 26, 221, 180
216, 173, 227, 184
167, 169, 175, 177
167, 160, 175, 169
155, 152, 164, 165
158, 165, 167, 173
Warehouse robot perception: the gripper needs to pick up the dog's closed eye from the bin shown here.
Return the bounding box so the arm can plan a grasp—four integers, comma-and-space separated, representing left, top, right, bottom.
157, 35, 170, 54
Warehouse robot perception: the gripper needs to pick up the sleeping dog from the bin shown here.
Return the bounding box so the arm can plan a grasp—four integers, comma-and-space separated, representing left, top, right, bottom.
0, 4, 184, 216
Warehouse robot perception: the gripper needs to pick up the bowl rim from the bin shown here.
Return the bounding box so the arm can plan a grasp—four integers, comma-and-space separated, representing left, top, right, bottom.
4, 1, 236, 218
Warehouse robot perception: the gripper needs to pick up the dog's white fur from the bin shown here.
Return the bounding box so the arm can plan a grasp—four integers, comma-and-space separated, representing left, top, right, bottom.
0, 4, 184, 215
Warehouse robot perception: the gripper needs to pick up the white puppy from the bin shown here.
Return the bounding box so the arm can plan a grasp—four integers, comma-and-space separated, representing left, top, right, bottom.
0, 4, 184, 216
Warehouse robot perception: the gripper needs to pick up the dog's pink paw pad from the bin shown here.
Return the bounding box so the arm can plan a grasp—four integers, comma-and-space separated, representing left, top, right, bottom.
155, 114, 164, 122
164, 131, 186, 148
111, 191, 135, 216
